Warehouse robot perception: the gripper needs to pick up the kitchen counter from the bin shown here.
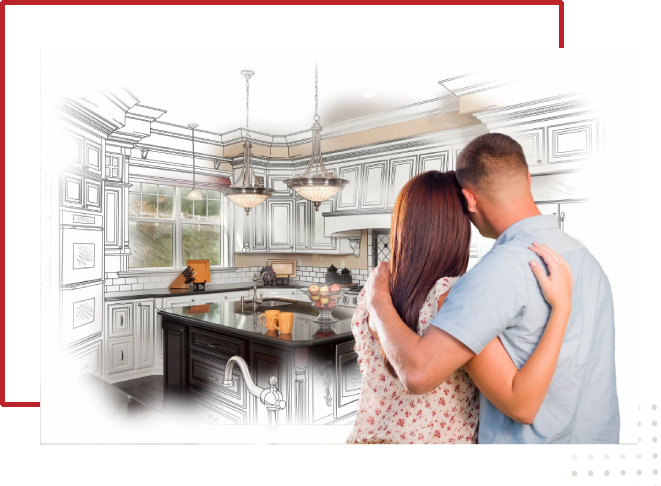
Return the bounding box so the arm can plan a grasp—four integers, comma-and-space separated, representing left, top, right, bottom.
158, 299, 360, 425
104, 280, 319, 301
158, 300, 355, 348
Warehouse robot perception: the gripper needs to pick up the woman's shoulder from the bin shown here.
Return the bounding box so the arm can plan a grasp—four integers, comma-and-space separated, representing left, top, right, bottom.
433, 275, 461, 294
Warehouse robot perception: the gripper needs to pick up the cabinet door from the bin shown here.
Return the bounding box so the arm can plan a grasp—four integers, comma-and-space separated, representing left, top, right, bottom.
107, 302, 133, 338
360, 160, 387, 209
105, 154, 122, 180
310, 199, 336, 251
267, 199, 294, 252
196, 294, 223, 305
63, 131, 84, 169
249, 343, 292, 425
294, 200, 310, 251
418, 150, 451, 174
104, 186, 122, 249
336, 164, 361, 211
84, 179, 102, 212
216, 291, 249, 303
163, 321, 189, 407
266, 171, 294, 197
107, 337, 134, 374
547, 119, 598, 164
163, 295, 197, 309
249, 201, 267, 251
84, 139, 103, 176
61, 172, 84, 209
387, 156, 415, 208
135, 300, 155, 370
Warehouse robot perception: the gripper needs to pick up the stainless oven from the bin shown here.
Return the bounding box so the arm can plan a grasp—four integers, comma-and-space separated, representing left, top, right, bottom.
334, 340, 361, 418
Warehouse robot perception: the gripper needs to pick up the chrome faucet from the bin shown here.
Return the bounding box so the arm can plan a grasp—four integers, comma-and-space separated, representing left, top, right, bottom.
222, 356, 286, 429
241, 271, 269, 312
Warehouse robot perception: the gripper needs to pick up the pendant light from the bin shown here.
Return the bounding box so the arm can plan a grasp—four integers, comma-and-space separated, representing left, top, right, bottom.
221, 70, 275, 215
284, 62, 349, 211
186, 123, 204, 201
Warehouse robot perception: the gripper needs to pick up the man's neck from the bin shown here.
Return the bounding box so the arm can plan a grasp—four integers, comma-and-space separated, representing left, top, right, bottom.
489, 199, 542, 238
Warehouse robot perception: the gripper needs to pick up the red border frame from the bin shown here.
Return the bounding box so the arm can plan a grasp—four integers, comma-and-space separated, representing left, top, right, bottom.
0, 1, 564, 408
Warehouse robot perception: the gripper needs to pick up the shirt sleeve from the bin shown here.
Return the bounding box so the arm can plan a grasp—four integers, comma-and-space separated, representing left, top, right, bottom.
431, 246, 528, 355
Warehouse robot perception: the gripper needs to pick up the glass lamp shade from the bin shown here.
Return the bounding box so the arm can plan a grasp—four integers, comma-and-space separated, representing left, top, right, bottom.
186, 188, 204, 201
222, 186, 275, 215
284, 177, 349, 210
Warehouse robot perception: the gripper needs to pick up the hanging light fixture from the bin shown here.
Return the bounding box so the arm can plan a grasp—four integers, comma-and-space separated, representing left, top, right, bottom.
221, 70, 275, 215
186, 123, 204, 201
284, 62, 349, 211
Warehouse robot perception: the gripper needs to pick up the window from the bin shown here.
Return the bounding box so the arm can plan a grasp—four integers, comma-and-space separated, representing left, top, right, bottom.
128, 183, 231, 269
129, 184, 174, 268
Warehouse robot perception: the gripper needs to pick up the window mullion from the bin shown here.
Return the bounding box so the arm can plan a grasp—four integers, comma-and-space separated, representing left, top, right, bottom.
174, 186, 183, 268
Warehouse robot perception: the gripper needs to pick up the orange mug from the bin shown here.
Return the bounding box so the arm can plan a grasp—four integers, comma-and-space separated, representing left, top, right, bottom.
273, 312, 294, 334
259, 310, 280, 331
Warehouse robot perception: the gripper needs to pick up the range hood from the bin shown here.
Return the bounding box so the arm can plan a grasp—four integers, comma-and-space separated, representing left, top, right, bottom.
322, 209, 392, 238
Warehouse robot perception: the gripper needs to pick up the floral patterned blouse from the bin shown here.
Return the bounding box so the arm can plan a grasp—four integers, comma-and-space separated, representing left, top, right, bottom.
346, 276, 480, 444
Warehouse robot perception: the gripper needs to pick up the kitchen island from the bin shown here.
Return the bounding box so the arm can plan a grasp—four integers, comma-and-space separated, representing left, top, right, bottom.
158, 300, 360, 426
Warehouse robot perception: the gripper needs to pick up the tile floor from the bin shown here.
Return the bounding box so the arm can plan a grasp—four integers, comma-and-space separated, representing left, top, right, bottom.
112, 375, 164, 412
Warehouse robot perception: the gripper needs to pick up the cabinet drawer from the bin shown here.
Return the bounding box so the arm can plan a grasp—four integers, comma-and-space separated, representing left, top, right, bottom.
64, 339, 102, 376
61, 281, 103, 348
190, 391, 247, 425
189, 351, 248, 410
190, 328, 246, 358
107, 337, 134, 374
107, 302, 133, 338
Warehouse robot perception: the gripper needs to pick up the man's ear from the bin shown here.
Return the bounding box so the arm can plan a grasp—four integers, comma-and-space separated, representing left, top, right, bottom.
461, 188, 478, 213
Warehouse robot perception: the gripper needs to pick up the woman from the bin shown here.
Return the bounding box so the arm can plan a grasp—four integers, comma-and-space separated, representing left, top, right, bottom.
346, 171, 572, 444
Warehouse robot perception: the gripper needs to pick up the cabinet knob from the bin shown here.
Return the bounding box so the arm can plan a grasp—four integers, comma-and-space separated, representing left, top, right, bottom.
137, 303, 142, 307
179, 328, 184, 332
224, 296, 228, 299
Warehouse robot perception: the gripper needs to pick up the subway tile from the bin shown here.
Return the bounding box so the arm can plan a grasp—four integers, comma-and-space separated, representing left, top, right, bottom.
143, 283, 157, 290
360, 269, 368, 275
105, 285, 119, 293
104, 279, 113, 285
131, 284, 144, 290
120, 285, 132, 291
125, 278, 138, 284
149, 277, 163, 283
138, 277, 151, 284
113, 278, 125, 285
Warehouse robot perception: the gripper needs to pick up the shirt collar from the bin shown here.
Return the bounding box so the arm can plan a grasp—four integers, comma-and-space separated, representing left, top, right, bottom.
494, 215, 558, 247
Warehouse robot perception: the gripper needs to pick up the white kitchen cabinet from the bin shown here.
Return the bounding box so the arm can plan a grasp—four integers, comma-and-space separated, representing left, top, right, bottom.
135, 300, 155, 370
296, 289, 311, 302
310, 199, 336, 251
267, 199, 295, 252
105, 153, 122, 180
61, 172, 84, 209
336, 164, 362, 211
294, 199, 310, 251
63, 339, 102, 377
163, 295, 198, 308
84, 139, 103, 176
547, 119, 598, 165
107, 337, 134, 374
107, 302, 133, 338
387, 156, 415, 208
360, 160, 387, 209
418, 149, 452, 174
63, 130, 84, 169
84, 179, 102, 212
216, 291, 250, 303
249, 201, 267, 252
61, 281, 104, 348
266, 170, 294, 197
104, 186, 122, 249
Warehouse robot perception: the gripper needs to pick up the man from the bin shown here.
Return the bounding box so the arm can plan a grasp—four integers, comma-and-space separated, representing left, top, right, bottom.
364, 133, 620, 444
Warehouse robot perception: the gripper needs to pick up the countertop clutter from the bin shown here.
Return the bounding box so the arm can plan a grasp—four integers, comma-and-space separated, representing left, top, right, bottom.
104, 280, 318, 301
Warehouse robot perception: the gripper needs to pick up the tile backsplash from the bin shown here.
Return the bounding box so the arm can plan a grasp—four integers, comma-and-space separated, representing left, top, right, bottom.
104, 266, 369, 293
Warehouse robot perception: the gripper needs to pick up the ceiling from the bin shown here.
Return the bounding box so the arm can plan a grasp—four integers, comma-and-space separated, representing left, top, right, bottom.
45, 49, 505, 136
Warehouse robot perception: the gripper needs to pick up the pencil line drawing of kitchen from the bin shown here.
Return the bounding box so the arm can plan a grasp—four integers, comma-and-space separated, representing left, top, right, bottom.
39, 50, 624, 444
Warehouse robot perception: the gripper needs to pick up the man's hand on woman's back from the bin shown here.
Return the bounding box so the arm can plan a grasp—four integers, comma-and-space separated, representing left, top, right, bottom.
363, 262, 391, 336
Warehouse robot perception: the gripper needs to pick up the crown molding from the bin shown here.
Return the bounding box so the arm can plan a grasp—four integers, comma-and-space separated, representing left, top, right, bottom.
438, 72, 517, 97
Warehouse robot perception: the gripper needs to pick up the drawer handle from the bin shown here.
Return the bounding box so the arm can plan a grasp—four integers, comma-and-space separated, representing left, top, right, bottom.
208, 376, 218, 382
208, 414, 218, 422
207, 343, 218, 349
121, 350, 124, 361
120, 316, 124, 327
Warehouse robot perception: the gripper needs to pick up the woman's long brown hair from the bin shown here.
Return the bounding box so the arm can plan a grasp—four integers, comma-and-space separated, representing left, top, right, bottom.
381, 170, 471, 378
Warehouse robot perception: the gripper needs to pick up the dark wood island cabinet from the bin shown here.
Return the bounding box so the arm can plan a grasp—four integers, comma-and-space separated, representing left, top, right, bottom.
159, 301, 361, 426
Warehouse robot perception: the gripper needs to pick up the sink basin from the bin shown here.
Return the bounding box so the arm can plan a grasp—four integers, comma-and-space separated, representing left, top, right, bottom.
260, 300, 294, 307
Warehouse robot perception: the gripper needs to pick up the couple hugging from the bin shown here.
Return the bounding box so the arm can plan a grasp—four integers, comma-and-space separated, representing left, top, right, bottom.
346, 133, 620, 444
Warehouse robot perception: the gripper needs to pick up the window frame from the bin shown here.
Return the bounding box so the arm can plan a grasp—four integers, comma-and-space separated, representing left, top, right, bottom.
128, 183, 234, 272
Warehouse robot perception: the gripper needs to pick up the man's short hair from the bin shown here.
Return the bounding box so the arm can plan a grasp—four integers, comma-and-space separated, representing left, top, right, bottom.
455, 133, 529, 188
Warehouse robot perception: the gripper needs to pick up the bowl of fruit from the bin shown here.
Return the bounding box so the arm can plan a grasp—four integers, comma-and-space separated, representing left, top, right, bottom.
299, 283, 350, 325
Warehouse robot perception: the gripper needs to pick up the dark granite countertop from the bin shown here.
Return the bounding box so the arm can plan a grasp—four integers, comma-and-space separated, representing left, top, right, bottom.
104, 280, 321, 301
158, 301, 355, 348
